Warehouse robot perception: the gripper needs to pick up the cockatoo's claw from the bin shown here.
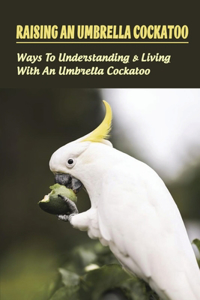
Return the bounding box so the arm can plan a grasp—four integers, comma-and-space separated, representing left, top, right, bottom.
57, 194, 79, 222
57, 214, 69, 222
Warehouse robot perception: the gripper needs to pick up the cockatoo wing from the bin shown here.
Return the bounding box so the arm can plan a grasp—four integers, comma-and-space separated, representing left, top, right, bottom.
97, 158, 200, 300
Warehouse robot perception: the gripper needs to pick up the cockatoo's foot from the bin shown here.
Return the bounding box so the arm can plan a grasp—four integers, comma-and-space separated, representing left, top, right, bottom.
57, 194, 78, 222
57, 214, 69, 222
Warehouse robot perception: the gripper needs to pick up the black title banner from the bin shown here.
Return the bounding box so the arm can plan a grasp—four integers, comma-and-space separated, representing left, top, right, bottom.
0, 16, 199, 88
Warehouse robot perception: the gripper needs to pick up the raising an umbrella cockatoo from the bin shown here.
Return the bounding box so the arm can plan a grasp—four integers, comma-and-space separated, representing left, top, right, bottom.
49, 101, 200, 300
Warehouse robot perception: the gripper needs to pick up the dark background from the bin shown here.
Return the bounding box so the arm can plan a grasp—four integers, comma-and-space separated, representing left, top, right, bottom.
0, 3, 200, 88
0, 89, 103, 299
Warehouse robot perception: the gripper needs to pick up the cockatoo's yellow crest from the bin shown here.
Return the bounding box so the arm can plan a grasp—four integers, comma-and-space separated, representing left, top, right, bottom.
82, 100, 112, 143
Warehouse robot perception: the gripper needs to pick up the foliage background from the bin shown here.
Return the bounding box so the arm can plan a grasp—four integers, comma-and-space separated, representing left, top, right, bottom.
0, 89, 199, 300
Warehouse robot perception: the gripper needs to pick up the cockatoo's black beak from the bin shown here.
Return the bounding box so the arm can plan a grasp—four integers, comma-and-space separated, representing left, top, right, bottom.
54, 173, 83, 194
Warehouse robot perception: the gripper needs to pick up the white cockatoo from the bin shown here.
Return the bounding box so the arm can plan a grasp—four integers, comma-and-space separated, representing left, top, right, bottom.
49, 101, 200, 300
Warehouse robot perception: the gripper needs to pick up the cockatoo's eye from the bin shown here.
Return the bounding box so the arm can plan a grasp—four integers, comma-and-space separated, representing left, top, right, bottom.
67, 158, 76, 168
68, 159, 74, 164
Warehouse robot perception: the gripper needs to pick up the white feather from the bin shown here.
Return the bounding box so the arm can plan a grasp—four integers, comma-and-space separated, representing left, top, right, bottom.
51, 141, 200, 300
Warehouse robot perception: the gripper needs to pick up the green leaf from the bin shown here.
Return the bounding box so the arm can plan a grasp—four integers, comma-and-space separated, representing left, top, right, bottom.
61, 244, 98, 274
83, 264, 130, 300
34, 242, 160, 300
73, 246, 97, 269
94, 243, 118, 266
58, 268, 80, 287
49, 286, 79, 300
32, 272, 62, 300
192, 239, 200, 254
193, 239, 200, 267
121, 278, 159, 300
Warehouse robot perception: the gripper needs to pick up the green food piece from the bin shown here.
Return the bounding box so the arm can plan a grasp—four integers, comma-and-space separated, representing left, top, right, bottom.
49, 184, 77, 203
38, 184, 77, 215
